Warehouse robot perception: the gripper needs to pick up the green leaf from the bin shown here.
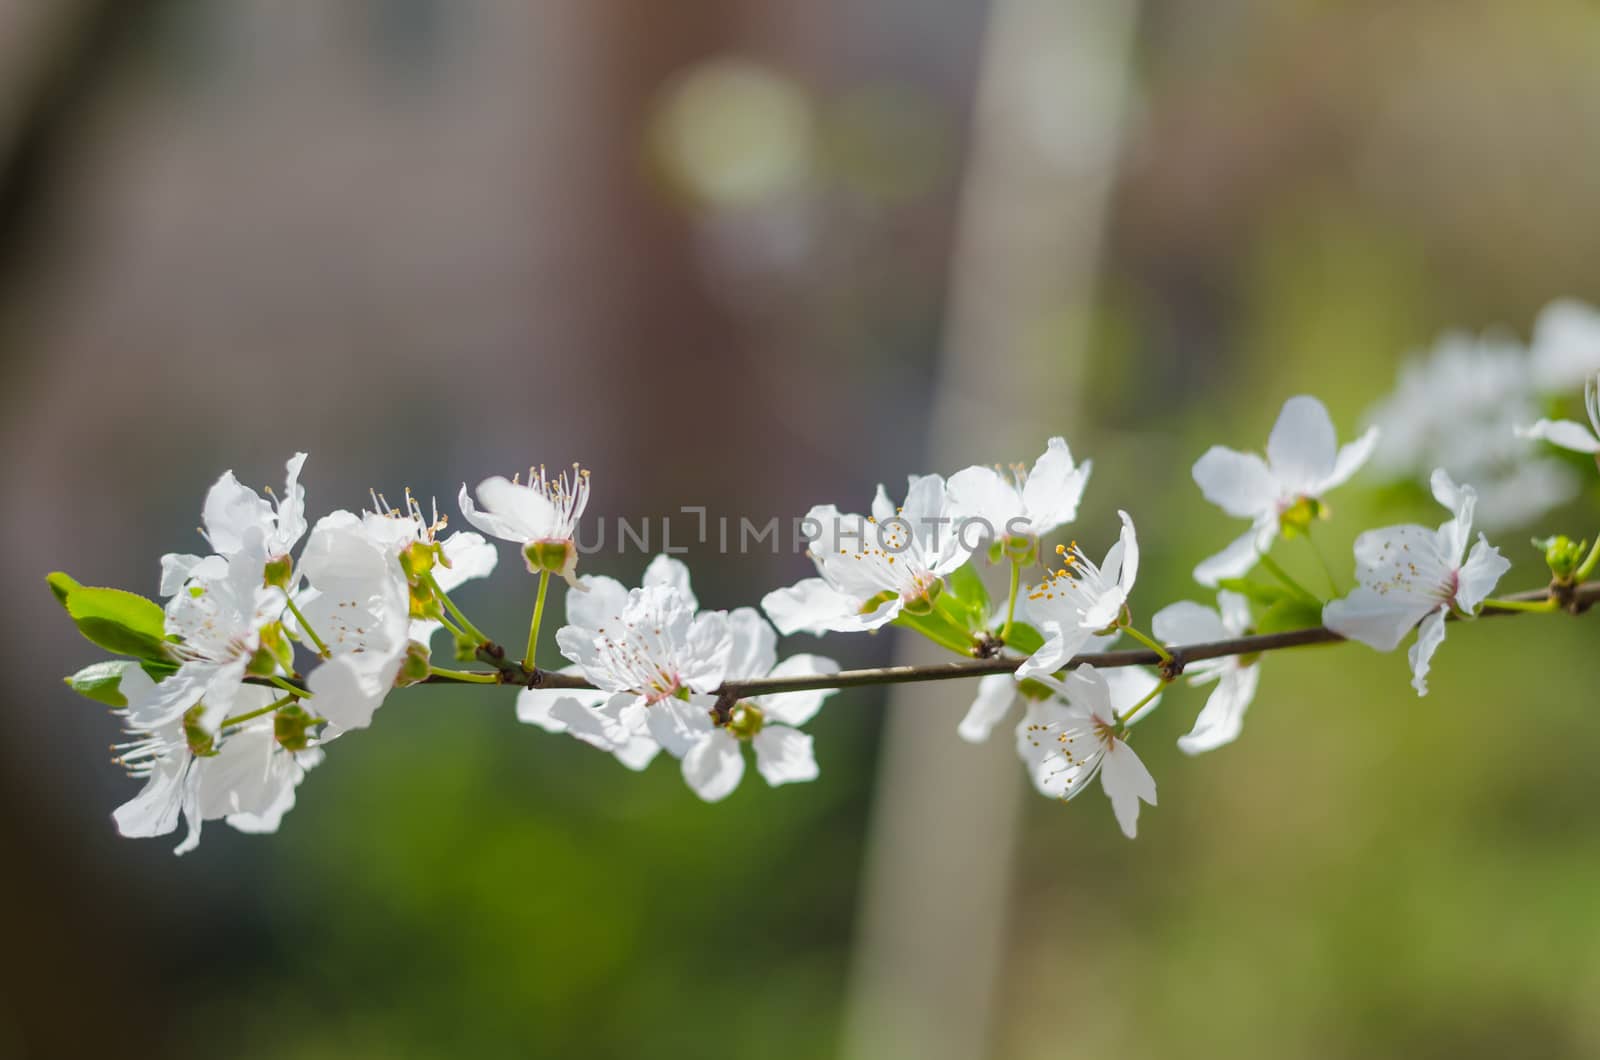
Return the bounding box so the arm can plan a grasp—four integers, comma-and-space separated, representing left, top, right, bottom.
938, 562, 992, 631
47, 571, 81, 607
1215, 577, 1292, 608
63, 661, 132, 707
1255, 597, 1324, 635
1000, 620, 1045, 656
893, 608, 977, 655
50, 572, 172, 660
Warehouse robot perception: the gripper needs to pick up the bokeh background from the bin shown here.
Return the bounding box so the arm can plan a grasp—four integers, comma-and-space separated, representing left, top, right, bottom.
5, 1, 1600, 1057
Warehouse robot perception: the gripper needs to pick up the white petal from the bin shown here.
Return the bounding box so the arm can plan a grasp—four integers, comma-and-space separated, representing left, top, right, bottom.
1193, 526, 1265, 588
1099, 740, 1157, 838
1516, 417, 1600, 454
957, 674, 1018, 743
1530, 297, 1600, 392
1177, 663, 1260, 754
1217, 590, 1252, 635
642, 555, 698, 612
683, 611, 733, 693
1266, 395, 1339, 495
753, 724, 819, 786
646, 697, 716, 758
752, 653, 839, 726
682, 730, 745, 801
1192, 446, 1279, 518
724, 607, 778, 683
1111, 510, 1139, 595
946, 465, 1023, 536
433, 532, 499, 592
1015, 622, 1093, 681
112, 757, 188, 839
1323, 588, 1435, 652
275, 452, 310, 551
1152, 600, 1229, 646
564, 574, 631, 633
762, 577, 892, 636
1020, 438, 1091, 534
1408, 606, 1448, 696
515, 680, 606, 733
201, 470, 275, 556
306, 655, 390, 731
549, 691, 640, 751
1104, 666, 1162, 725
1456, 535, 1511, 612
1320, 425, 1380, 492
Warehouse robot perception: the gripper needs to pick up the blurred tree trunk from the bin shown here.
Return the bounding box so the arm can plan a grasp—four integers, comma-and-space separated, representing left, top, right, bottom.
841, 2, 1140, 1057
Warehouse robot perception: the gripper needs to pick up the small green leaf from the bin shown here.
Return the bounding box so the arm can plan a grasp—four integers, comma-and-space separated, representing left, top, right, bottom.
1216, 577, 1292, 608
63, 661, 131, 707
1255, 597, 1324, 635
56, 577, 171, 660
943, 562, 992, 625
1001, 620, 1045, 656
47, 571, 81, 607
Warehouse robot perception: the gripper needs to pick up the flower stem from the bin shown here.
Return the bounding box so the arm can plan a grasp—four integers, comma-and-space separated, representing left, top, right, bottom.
269, 675, 309, 698
219, 693, 297, 732
1576, 536, 1600, 582
428, 666, 500, 684
1119, 623, 1172, 663
1304, 530, 1343, 596
1117, 682, 1165, 725
1257, 551, 1322, 607
1482, 596, 1558, 614
524, 570, 551, 670
423, 572, 491, 646
999, 560, 1021, 642
282, 594, 330, 658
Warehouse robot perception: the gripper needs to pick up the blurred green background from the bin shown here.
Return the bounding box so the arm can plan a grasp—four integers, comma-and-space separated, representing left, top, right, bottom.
4, 1, 1600, 1057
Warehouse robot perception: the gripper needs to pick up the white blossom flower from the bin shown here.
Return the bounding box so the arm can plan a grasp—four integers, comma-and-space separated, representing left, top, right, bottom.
1518, 373, 1600, 458
459, 464, 591, 587
1151, 591, 1260, 754
161, 453, 309, 595
1529, 298, 1600, 394
762, 474, 974, 636
1014, 665, 1160, 838
112, 669, 322, 855
360, 490, 498, 643
553, 557, 732, 753
946, 437, 1092, 549
125, 535, 284, 735
1323, 469, 1511, 695
296, 512, 413, 731
1367, 333, 1577, 531
674, 607, 839, 802
1014, 511, 1139, 681
1192, 396, 1378, 586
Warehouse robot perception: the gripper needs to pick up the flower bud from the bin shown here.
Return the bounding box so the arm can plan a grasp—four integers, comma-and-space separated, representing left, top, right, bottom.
262, 555, 295, 590
399, 540, 438, 582
523, 539, 577, 580
274, 703, 317, 752
1002, 533, 1038, 566
396, 640, 432, 687
1278, 495, 1326, 538
725, 702, 765, 740
409, 580, 441, 621
1534, 535, 1587, 583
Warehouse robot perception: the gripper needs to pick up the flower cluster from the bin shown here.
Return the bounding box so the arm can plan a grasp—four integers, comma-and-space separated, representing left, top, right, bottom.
50, 312, 1600, 853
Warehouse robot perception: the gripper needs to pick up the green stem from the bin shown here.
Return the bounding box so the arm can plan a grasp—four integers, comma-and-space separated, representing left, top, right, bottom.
1119, 623, 1172, 663
1575, 537, 1600, 582
423, 572, 491, 646
999, 560, 1022, 642
1304, 530, 1343, 596
268, 675, 309, 698
524, 570, 551, 670
219, 693, 297, 731
1257, 551, 1322, 607
1482, 596, 1558, 614
282, 594, 330, 658
1117, 682, 1165, 726
429, 666, 500, 684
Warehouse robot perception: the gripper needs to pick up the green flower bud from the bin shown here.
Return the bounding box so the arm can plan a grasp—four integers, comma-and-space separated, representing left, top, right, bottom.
726, 702, 765, 740
396, 640, 432, 687
523, 539, 577, 580
399, 541, 438, 582
1534, 535, 1586, 583
274, 703, 317, 752
1003, 533, 1038, 566
409, 580, 441, 621
263, 555, 295, 590
1278, 495, 1326, 538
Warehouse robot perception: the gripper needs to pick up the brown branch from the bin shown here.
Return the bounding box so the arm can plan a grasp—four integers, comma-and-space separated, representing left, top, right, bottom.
400, 580, 1600, 699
